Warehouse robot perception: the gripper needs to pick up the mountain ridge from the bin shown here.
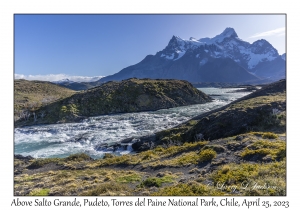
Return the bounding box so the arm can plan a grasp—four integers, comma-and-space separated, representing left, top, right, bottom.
100, 27, 285, 83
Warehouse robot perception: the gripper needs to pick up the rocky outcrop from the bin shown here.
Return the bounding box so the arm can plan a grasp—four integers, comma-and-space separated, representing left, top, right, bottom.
132, 79, 286, 152
15, 78, 212, 126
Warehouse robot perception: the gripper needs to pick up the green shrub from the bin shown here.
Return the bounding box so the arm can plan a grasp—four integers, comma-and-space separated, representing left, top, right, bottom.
141, 150, 158, 160
262, 132, 278, 139
175, 152, 199, 165
28, 158, 60, 169
198, 149, 217, 162
152, 182, 224, 196
210, 161, 286, 196
116, 174, 141, 183
139, 177, 162, 188
202, 145, 226, 153
65, 153, 91, 161
139, 176, 174, 188
241, 148, 272, 160
60, 106, 67, 113
102, 153, 115, 159
241, 140, 285, 161
170, 133, 183, 141
80, 182, 129, 196
276, 147, 286, 160
29, 188, 50, 196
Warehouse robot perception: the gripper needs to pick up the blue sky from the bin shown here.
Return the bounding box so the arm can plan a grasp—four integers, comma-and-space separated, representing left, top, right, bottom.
14, 14, 286, 81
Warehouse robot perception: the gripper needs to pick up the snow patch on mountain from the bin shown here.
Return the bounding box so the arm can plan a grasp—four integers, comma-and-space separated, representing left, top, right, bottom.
161, 53, 174, 60
247, 52, 277, 69
199, 58, 208, 66
174, 51, 186, 61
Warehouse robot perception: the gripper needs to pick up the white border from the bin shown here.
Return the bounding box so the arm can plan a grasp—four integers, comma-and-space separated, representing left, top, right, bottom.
2, 0, 297, 209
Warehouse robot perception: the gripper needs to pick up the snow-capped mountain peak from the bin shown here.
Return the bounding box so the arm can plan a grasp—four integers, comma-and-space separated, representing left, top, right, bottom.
219, 27, 238, 38
100, 27, 285, 83
189, 37, 197, 41
160, 27, 282, 70
198, 27, 238, 44
164, 27, 240, 56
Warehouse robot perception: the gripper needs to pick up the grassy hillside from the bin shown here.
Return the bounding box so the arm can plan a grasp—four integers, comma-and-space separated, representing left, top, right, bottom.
14, 79, 76, 122
14, 80, 286, 196
15, 78, 212, 127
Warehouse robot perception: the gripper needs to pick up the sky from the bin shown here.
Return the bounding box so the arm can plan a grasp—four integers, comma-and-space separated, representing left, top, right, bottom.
14, 14, 286, 82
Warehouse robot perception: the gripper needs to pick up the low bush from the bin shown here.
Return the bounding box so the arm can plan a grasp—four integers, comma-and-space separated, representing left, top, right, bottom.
27, 158, 60, 169
152, 182, 224, 196
202, 145, 226, 153
64, 153, 92, 161
198, 149, 217, 162
29, 188, 50, 196
116, 174, 141, 183
241, 140, 285, 161
80, 182, 129, 196
139, 175, 174, 188
262, 132, 278, 139
210, 161, 286, 195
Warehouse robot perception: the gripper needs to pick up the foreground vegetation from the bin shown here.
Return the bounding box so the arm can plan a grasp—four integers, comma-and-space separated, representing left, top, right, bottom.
14, 79, 286, 196
14, 133, 286, 196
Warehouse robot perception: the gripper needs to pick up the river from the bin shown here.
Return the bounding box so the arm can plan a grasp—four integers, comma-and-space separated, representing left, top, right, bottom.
14, 88, 251, 159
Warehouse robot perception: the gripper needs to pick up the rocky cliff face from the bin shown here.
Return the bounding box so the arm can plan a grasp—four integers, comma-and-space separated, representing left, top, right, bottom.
15, 78, 212, 126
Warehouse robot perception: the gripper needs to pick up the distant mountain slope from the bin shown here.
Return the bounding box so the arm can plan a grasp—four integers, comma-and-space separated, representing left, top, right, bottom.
52, 78, 104, 91
53, 80, 103, 91
100, 27, 285, 83
249, 56, 286, 80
